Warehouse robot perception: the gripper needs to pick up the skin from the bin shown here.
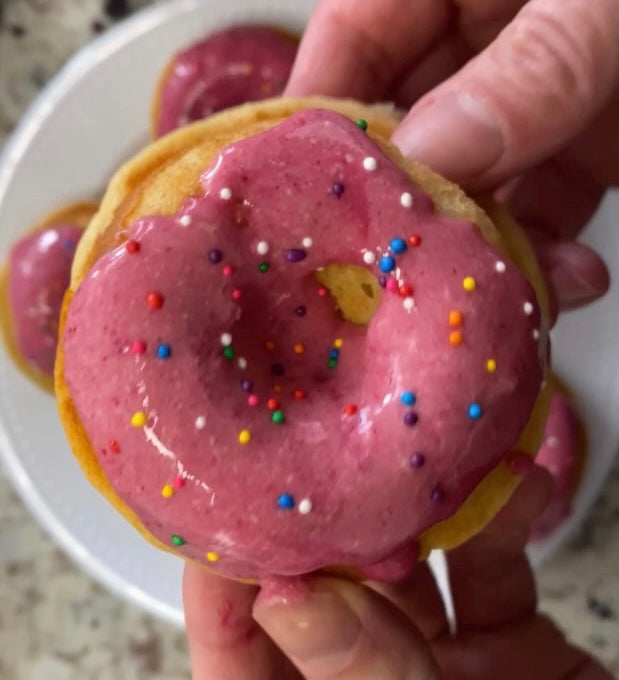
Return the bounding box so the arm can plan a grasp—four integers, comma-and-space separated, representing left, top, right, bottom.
185, 1, 618, 676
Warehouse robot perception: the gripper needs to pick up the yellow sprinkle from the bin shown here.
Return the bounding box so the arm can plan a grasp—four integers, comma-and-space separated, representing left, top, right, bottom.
449, 330, 463, 346
206, 551, 220, 562
273, 384, 282, 393
334, 338, 344, 348
131, 411, 147, 427
448, 310, 463, 327
462, 276, 476, 292
486, 358, 497, 373
238, 429, 252, 444
161, 484, 174, 498
293, 342, 305, 355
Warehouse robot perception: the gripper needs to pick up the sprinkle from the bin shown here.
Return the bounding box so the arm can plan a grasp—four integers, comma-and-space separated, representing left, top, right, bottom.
238, 429, 251, 444
277, 493, 295, 509
334, 338, 344, 348
523, 301, 534, 315
302, 237, 314, 249
241, 379, 253, 393
257, 241, 269, 255
273, 384, 282, 393
410, 452, 425, 468
248, 394, 259, 407
267, 398, 280, 411
238, 357, 248, 369
386, 278, 399, 293
363, 156, 378, 171
271, 363, 285, 376
486, 359, 497, 373
533, 329, 540, 340
285, 248, 307, 263
109, 440, 120, 454
378, 275, 387, 288
293, 389, 306, 400
131, 411, 147, 427
178, 215, 192, 227
408, 235, 422, 247
206, 551, 220, 562
222, 264, 233, 276
293, 343, 305, 355
449, 331, 463, 346
403, 297, 415, 312
356, 118, 368, 131
125, 240, 140, 253
467, 403, 483, 420
161, 484, 174, 498
295, 305, 307, 317
265, 340, 275, 351
390, 237, 407, 254
174, 476, 186, 488
327, 358, 338, 369
379, 255, 396, 273
130, 340, 147, 355
331, 182, 345, 198
220, 333, 232, 346
400, 391, 416, 406
431, 486, 445, 503
223, 347, 235, 360
157, 343, 171, 359
258, 262, 270, 273
462, 276, 476, 292
272, 410, 286, 424
403, 411, 418, 426
231, 288, 242, 300
362, 250, 376, 265
448, 310, 463, 327
400, 192, 413, 208
219, 187, 232, 200
147, 291, 164, 310
318, 287, 328, 297
298, 499, 313, 514
495, 261, 506, 273
171, 535, 186, 546
399, 284, 413, 298
343, 404, 358, 416
195, 416, 206, 429
208, 249, 223, 264
329, 348, 340, 360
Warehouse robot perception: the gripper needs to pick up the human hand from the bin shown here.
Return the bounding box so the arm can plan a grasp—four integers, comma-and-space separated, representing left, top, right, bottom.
285, 0, 618, 311
184, 458, 613, 679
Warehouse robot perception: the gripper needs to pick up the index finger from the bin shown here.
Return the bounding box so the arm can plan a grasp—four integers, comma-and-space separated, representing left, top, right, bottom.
285, 0, 451, 99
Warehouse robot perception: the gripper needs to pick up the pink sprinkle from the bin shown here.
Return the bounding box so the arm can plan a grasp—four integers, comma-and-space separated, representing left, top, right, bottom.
173, 476, 186, 489
223, 264, 233, 277
318, 287, 328, 297
232, 288, 242, 301
130, 340, 147, 355
248, 394, 259, 407
386, 278, 398, 293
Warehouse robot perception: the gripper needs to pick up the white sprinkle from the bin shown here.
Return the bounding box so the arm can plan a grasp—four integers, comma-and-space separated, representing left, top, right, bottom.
495, 261, 506, 273
195, 416, 206, 430
220, 333, 232, 346
178, 215, 192, 227
400, 192, 413, 208
302, 237, 314, 248
403, 297, 415, 312
363, 156, 377, 171
533, 329, 540, 340
362, 251, 376, 265
238, 357, 248, 369
298, 499, 313, 515
219, 187, 232, 200
523, 301, 534, 315
256, 241, 269, 255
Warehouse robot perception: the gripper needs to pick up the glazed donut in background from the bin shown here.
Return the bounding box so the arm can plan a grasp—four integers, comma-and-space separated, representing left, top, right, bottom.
57, 97, 551, 582
0, 202, 97, 391
151, 24, 297, 138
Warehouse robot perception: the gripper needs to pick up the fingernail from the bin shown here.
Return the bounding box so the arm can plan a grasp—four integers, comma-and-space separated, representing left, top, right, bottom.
505, 450, 536, 476
254, 585, 361, 671
391, 92, 504, 182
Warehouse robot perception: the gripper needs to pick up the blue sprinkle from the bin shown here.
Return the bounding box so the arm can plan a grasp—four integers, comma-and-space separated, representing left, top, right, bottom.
390, 238, 407, 254
468, 403, 483, 420
157, 343, 171, 359
400, 391, 416, 406
379, 255, 396, 273
277, 493, 295, 510
329, 348, 340, 360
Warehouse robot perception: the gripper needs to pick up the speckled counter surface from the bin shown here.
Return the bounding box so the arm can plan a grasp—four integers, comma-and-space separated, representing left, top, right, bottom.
0, 1, 618, 678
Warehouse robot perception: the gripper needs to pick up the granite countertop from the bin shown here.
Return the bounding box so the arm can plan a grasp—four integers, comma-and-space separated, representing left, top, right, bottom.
0, 1, 618, 678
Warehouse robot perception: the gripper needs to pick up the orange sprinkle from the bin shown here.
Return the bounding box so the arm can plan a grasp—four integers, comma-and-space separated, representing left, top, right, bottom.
265, 340, 275, 351
399, 284, 413, 298
449, 330, 463, 346
273, 385, 282, 393
293, 342, 305, 355
448, 310, 463, 327
343, 404, 358, 416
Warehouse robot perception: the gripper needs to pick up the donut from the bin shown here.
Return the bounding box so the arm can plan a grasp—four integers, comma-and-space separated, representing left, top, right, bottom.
57, 98, 551, 582
0, 202, 96, 391
151, 25, 297, 138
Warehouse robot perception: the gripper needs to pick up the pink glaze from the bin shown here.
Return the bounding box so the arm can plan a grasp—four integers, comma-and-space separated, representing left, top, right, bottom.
8, 224, 82, 376
64, 111, 545, 580
531, 393, 581, 541
155, 25, 296, 137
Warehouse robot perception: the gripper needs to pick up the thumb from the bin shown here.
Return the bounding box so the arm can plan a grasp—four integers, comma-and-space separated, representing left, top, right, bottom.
253, 577, 441, 680
391, 0, 619, 189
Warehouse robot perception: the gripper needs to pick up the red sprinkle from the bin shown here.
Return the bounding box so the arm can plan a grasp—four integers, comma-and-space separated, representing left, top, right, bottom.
125, 240, 140, 254
293, 389, 306, 400
231, 288, 242, 301
399, 284, 414, 298
147, 291, 164, 310
267, 398, 280, 411
408, 235, 422, 247
130, 340, 147, 355
109, 440, 120, 454
343, 404, 358, 416
223, 264, 233, 277
173, 476, 186, 489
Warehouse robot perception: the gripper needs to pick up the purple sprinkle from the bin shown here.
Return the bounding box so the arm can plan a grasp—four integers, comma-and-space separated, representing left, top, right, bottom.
431, 486, 445, 503
285, 248, 307, 263
208, 249, 223, 264
241, 379, 253, 393
271, 363, 285, 376
403, 411, 418, 427
410, 452, 425, 468
62, 239, 76, 251
295, 305, 307, 317
378, 275, 387, 288
331, 182, 345, 198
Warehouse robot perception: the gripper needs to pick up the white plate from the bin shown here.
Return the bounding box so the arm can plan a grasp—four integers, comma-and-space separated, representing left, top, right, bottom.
0, 0, 617, 629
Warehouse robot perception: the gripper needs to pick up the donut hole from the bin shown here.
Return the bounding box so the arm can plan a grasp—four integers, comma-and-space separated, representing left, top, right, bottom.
315, 264, 382, 325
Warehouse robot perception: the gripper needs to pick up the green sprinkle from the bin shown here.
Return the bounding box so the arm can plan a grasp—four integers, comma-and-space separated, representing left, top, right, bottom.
258, 261, 270, 273
171, 534, 186, 546
327, 358, 338, 369
356, 119, 368, 132
223, 346, 235, 360
272, 410, 286, 425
